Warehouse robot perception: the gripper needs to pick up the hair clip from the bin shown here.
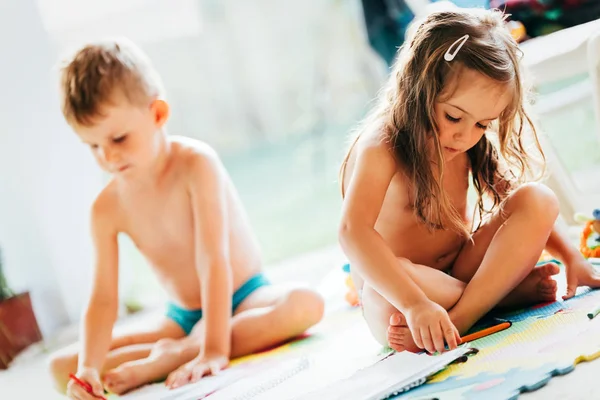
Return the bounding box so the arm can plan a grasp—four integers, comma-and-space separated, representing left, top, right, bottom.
444, 34, 469, 62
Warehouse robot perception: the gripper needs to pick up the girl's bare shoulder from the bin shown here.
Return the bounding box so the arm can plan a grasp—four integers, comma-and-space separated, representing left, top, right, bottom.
342, 130, 404, 197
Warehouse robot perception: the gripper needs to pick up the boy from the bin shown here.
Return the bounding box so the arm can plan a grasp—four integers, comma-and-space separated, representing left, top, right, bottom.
48, 39, 324, 398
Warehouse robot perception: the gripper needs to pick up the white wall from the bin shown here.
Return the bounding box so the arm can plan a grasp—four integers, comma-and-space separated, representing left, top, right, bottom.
0, 0, 104, 337
0, 0, 382, 338
37, 0, 382, 154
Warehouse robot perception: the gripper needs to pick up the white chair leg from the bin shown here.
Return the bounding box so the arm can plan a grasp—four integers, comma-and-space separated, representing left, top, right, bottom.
587, 28, 600, 142
540, 137, 580, 225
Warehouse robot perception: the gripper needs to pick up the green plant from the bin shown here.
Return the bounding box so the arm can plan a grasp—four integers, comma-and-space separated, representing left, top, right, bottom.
0, 248, 14, 301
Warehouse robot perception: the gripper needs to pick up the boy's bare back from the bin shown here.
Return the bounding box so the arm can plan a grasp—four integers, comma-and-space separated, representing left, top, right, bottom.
95, 136, 262, 309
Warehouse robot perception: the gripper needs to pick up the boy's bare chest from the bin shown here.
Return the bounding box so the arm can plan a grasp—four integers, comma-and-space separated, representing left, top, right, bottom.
119, 189, 194, 259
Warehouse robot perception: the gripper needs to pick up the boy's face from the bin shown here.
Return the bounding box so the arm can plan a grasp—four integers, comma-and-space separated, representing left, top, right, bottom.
74, 96, 169, 177
434, 67, 513, 161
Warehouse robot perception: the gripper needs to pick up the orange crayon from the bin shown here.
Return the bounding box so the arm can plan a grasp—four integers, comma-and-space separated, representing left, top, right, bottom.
461, 321, 512, 343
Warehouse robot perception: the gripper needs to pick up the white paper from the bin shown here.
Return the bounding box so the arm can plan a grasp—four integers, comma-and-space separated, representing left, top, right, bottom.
295, 346, 473, 400
118, 362, 261, 400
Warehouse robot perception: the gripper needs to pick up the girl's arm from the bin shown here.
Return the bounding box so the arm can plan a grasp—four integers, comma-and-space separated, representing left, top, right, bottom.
339, 143, 428, 310
545, 222, 600, 299
545, 223, 581, 263
339, 142, 459, 351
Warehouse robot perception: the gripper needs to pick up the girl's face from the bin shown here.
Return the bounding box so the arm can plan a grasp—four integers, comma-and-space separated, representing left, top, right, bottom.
434, 67, 513, 161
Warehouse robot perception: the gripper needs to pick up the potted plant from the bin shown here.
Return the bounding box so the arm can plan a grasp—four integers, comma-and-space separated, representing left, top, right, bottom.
0, 248, 43, 369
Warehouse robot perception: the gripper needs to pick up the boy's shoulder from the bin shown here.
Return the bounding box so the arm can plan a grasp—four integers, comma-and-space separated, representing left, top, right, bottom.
91, 181, 120, 230
170, 135, 218, 157
169, 135, 223, 175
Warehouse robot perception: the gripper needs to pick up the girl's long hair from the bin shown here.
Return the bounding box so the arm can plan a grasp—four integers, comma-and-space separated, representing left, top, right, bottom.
341, 8, 544, 236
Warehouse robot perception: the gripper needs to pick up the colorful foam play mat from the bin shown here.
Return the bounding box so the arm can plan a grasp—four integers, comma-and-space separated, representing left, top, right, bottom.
115, 272, 600, 400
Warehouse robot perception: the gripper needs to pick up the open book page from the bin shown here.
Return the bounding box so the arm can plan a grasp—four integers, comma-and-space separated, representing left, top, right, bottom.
208, 349, 390, 400
206, 357, 311, 400
295, 346, 475, 400
118, 323, 470, 400
118, 361, 267, 400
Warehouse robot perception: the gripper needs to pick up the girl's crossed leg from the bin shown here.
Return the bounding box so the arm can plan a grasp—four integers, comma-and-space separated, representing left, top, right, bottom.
363, 183, 561, 353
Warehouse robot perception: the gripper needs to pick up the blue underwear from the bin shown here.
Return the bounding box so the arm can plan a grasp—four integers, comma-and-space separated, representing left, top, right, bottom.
166, 273, 271, 335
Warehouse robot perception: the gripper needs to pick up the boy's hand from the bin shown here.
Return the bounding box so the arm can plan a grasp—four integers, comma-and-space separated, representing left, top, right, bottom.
166, 351, 229, 389
563, 256, 600, 300
404, 300, 460, 354
66, 367, 105, 399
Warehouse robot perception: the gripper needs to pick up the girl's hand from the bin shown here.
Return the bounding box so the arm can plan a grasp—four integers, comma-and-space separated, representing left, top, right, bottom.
404, 300, 460, 354
563, 256, 600, 300
165, 351, 229, 389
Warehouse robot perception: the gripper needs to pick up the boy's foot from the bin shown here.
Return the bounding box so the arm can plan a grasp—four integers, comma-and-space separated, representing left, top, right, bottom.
387, 313, 421, 353
499, 262, 559, 308
103, 360, 156, 395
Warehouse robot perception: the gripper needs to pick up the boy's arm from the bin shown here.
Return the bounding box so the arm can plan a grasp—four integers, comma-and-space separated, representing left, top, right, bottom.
188, 149, 232, 359
545, 222, 600, 299
79, 195, 120, 372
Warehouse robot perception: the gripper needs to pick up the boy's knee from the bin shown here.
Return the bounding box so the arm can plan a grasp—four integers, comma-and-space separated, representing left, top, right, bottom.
48, 352, 76, 393
151, 337, 197, 360
512, 183, 559, 221
151, 338, 178, 356
280, 288, 325, 328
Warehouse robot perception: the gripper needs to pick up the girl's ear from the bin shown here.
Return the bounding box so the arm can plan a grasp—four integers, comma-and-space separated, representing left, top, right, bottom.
150, 99, 170, 127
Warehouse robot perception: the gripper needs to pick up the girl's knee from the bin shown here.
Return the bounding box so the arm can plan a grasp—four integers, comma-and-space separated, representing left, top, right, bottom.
511, 183, 559, 222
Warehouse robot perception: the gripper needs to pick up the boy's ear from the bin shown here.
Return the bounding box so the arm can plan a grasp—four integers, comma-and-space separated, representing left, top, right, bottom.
150, 99, 170, 127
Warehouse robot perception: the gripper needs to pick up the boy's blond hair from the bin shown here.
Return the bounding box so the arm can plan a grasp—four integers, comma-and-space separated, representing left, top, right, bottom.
59, 38, 164, 126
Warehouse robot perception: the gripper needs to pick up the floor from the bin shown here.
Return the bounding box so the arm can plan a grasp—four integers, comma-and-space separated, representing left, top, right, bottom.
2, 244, 600, 399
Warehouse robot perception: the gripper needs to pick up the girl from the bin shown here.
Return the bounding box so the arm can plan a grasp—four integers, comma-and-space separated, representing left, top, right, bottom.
339, 8, 600, 355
